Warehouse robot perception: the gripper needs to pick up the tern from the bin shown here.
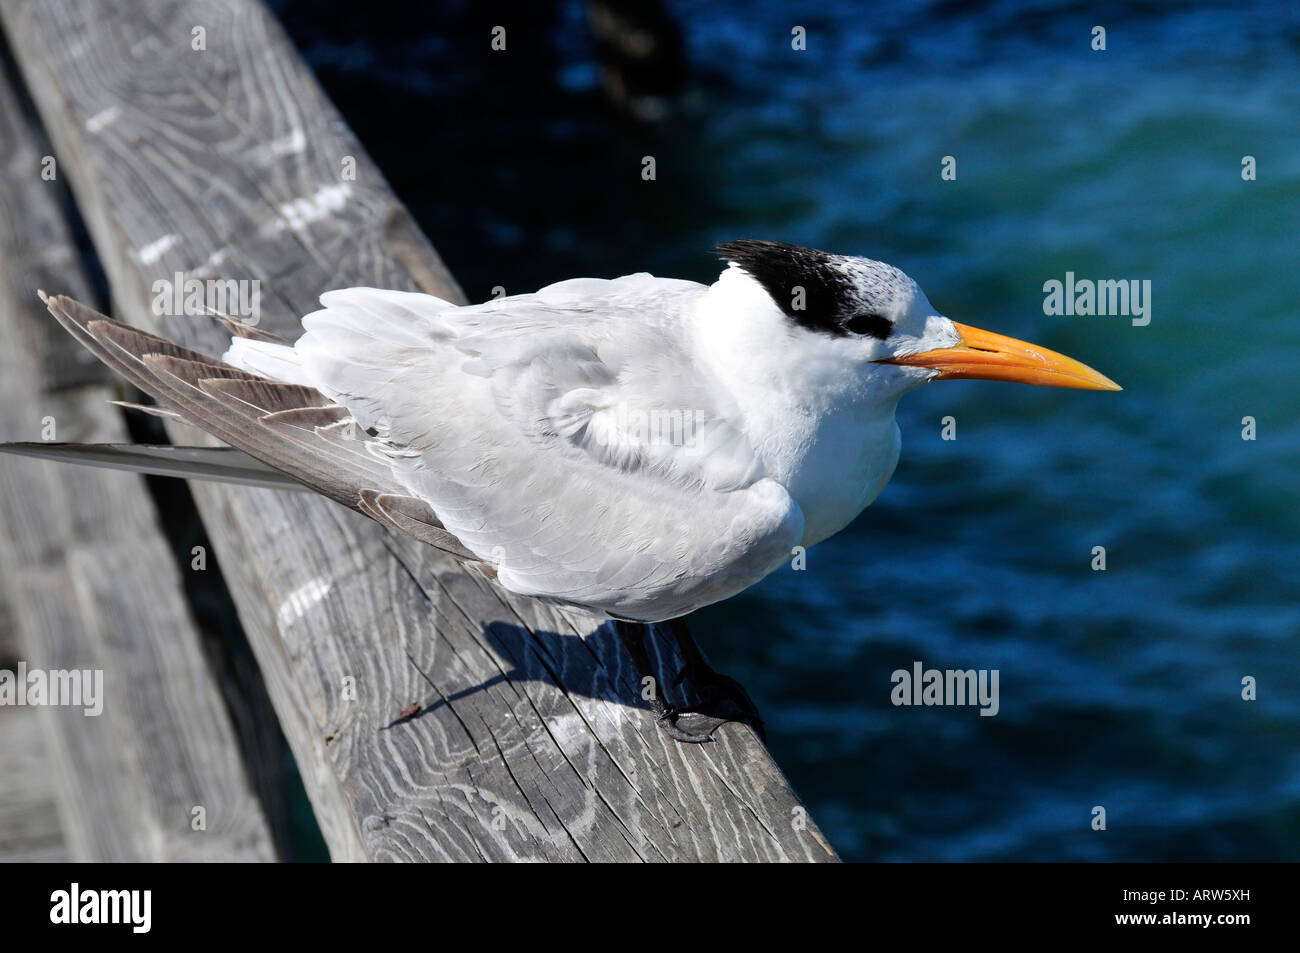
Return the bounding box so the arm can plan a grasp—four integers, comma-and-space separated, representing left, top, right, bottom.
1, 240, 1119, 741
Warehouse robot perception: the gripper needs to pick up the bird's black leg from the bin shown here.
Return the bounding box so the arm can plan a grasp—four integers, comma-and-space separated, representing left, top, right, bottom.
665, 617, 766, 742
613, 619, 766, 743
614, 620, 713, 743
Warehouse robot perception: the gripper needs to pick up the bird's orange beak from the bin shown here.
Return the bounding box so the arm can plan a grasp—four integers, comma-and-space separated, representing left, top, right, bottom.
882, 323, 1121, 391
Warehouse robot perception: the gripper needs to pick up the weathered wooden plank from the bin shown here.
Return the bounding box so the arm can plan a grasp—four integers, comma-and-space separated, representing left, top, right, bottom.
1, 0, 837, 861
0, 705, 69, 863
0, 49, 277, 861
0, 524, 67, 864
0, 582, 68, 863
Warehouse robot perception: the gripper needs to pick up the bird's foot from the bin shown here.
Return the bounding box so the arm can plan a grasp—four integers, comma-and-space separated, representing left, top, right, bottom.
647, 698, 720, 744
672, 663, 767, 742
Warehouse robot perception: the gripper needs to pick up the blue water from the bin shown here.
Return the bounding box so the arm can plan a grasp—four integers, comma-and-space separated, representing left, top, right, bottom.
272, 0, 1300, 860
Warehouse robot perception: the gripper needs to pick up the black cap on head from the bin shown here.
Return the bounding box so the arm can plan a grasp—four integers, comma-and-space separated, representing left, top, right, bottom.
713, 240, 894, 340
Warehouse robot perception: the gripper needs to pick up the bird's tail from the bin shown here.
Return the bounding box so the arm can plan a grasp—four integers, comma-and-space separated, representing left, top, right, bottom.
0, 296, 311, 489
0, 441, 308, 490
0, 293, 480, 564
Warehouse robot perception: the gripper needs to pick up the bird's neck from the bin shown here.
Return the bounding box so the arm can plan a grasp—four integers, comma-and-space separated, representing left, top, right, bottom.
692, 269, 903, 545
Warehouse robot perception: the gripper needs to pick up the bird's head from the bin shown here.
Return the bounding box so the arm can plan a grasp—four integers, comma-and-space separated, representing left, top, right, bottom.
712, 240, 1120, 400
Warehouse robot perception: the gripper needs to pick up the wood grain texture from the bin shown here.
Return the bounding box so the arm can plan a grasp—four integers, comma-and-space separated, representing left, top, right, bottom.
0, 586, 68, 862
0, 0, 837, 861
0, 55, 276, 861
0, 706, 68, 863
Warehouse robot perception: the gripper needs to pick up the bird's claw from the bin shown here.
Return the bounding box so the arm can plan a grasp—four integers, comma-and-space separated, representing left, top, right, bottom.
656, 671, 766, 743
655, 705, 718, 744
690, 671, 767, 743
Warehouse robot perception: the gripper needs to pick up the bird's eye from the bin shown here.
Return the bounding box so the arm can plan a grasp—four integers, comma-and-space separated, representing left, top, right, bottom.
844, 312, 891, 339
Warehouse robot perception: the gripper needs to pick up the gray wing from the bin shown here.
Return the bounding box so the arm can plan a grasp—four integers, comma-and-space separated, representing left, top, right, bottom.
291, 279, 804, 620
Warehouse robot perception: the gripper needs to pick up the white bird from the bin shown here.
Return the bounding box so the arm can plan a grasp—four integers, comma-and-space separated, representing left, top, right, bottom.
3, 241, 1119, 741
